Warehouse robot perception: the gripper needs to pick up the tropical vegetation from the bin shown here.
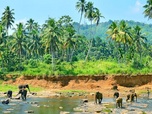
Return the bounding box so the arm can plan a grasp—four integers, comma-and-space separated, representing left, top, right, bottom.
0, 0, 152, 80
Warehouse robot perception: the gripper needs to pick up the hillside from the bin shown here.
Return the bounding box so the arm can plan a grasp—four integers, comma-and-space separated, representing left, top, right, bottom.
74, 20, 152, 42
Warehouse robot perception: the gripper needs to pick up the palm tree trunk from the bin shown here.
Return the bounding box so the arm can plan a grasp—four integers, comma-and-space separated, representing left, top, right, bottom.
51, 45, 54, 75
70, 45, 76, 62
19, 45, 22, 73
85, 21, 93, 62
85, 39, 92, 62
78, 12, 83, 33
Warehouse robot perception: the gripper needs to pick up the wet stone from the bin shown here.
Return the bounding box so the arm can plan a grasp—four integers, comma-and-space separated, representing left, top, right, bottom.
6, 108, 14, 111
3, 111, 11, 114
25, 110, 34, 113
31, 104, 40, 107
43, 105, 49, 107
8, 103, 16, 106
60, 111, 70, 114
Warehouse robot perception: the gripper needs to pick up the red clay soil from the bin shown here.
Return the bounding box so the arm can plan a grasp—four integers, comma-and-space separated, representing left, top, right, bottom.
4, 75, 152, 97
5, 76, 152, 96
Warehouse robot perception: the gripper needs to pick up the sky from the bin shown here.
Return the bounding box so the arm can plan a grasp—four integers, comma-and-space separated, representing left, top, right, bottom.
0, 0, 150, 26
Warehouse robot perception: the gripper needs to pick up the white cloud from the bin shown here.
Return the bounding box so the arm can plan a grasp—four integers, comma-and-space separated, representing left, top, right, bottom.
8, 18, 27, 35
130, 0, 143, 13
14, 18, 27, 25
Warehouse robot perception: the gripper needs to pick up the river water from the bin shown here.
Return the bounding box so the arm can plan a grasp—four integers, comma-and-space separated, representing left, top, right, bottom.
0, 96, 152, 114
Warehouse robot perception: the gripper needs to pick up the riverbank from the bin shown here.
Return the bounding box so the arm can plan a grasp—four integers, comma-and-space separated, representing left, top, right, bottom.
3, 75, 152, 98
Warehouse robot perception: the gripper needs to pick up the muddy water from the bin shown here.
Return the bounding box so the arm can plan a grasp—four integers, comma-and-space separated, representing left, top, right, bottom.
0, 96, 152, 114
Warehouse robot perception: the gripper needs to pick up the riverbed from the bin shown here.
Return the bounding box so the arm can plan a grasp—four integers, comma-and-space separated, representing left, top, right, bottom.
1, 94, 152, 114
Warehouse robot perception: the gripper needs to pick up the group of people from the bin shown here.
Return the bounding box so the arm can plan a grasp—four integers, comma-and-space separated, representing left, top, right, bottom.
2, 84, 32, 104
94, 89, 140, 108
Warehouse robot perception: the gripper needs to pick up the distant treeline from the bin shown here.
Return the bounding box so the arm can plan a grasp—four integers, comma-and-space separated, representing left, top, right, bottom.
74, 20, 152, 42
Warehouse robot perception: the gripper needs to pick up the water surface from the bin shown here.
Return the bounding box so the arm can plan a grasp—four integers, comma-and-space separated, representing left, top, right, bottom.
0, 96, 152, 114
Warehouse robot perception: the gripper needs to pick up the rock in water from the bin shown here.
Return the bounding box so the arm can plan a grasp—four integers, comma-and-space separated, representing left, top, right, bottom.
25, 110, 34, 113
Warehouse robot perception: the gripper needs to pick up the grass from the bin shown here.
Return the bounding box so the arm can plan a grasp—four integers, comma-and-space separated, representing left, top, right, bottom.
4, 59, 152, 76
0, 81, 43, 93
0, 84, 17, 92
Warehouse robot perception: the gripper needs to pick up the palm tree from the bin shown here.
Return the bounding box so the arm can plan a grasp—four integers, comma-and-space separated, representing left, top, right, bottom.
118, 20, 132, 62
12, 23, 26, 58
143, 0, 152, 19
42, 18, 61, 73
12, 23, 26, 71
85, 2, 94, 25
28, 28, 42, 59
132, 25, 147, 62
107, 21, 119, 41
119, 21, 132, 44
84, 2, 95, 61
1, 6, 15, 35
76, 0, 87, 32
25, 19, 42, 58
93, 8, 104, 58
64, 26, 76, 62
1, 6, 15, 62
0, 23, 7, 46
107, 21, 123, 62
57, 15, 77, 62
26, 18, 36, 32
0, 22, 7, 70
93, 8, 104, 26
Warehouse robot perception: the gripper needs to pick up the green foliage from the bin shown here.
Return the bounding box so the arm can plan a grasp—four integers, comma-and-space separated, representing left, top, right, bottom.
0, 70, 7, 80
7, 58, 152, 76
131, 60, 144, 69
43, 54, 51, 64
0, 6, 152, 76
22, 62, 52, 76
0, 82, 43, 92
28, 59, 38, 68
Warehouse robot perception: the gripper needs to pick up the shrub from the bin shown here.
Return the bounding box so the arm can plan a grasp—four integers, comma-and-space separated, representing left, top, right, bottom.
29, 59, 38, 68
131, 59, 144, 69
43, 54, 51, 64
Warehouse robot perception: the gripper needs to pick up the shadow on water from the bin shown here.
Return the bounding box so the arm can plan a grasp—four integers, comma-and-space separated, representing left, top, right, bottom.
1, 96, 152, 114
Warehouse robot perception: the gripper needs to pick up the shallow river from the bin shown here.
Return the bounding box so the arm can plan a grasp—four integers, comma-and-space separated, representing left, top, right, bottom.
1, 96, 152, 114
